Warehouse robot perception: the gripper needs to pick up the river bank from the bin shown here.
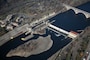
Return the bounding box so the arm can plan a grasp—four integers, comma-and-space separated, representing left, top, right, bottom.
49, 26, 90, 60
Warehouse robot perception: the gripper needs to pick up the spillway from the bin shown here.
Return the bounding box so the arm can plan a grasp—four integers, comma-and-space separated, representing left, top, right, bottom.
48, 23, 69, 35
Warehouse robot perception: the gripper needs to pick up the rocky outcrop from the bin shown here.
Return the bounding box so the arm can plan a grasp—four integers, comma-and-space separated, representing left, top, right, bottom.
6, 35, 53, 57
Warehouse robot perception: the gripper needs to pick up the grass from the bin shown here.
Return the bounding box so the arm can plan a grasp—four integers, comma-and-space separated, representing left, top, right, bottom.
66, 52, 72, 60
76, 35, 90, 60
76, 53, 82, 60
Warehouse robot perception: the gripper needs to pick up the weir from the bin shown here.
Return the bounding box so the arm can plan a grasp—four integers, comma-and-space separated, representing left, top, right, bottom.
63, 3, 90, 18
48, 23, 78, 39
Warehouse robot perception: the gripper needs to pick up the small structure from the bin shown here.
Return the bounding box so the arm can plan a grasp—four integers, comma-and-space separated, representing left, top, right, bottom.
68, 31, 78, 38
0, 24, 6, 27
6, 25, 13, 30
0, 20, 4, 24
83, 52, 90, 60
0, 20, 6, 27
5, 15, 13, 21
16, 16, 23, 23
11, 22, 19, 27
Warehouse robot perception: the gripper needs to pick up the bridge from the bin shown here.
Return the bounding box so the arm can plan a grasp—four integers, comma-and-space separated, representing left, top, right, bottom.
63, 3, 90, 18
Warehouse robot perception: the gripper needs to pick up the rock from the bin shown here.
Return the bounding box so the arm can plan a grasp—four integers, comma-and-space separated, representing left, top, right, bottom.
6, 35, 53, 57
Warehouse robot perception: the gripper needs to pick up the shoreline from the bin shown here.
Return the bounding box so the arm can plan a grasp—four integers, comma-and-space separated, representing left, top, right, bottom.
48, 26, 90, 60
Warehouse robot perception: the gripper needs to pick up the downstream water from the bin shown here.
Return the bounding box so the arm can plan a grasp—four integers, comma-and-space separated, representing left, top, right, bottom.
0, 2, 90, 60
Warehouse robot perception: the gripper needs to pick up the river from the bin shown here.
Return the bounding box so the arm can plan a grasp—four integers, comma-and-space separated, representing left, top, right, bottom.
0, 2, 90, 60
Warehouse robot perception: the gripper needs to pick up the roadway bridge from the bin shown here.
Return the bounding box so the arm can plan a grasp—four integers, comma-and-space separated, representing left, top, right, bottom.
63, 3, 90, 18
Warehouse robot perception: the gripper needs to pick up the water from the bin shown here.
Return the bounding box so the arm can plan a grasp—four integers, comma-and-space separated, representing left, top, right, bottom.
0, 2, 90, 60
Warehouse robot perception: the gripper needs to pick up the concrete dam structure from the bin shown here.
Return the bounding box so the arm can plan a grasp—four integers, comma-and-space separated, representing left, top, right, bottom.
63, 3, 90, 18
47, 23, 78, 39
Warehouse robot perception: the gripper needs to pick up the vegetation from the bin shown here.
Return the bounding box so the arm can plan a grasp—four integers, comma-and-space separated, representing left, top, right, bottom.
66, 51, 72, 60
0, 27, 7, 36
76, 52, 82, 60
65, 44, 73, 60
76, 35, 90, 60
